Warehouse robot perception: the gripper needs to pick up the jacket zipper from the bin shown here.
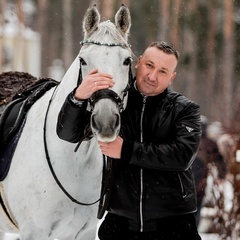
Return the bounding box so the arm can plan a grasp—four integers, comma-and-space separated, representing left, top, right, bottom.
139, 96, 147, 232
177, 173, 187, 199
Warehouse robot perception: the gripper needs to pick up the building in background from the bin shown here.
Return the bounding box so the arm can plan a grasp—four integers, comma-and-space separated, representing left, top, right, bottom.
0, 1, 41, 77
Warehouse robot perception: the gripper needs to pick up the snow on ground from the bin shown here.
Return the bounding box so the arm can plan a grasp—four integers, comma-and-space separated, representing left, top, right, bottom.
3, 234, 19, 240
199, 233, 220, 240
0, 209, 225, 240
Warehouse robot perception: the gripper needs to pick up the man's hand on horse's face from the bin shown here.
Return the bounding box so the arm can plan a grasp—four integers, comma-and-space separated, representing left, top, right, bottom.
74, 69, 115, 100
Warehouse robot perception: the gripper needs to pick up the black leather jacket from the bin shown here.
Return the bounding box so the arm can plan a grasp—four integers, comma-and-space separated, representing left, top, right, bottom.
57, 86, 202, 232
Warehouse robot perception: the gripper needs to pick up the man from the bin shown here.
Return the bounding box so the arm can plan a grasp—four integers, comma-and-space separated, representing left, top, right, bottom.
57, 41, 202, 240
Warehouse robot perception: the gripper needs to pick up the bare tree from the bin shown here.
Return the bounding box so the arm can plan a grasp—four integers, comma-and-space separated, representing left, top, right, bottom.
221, 0, 235, 126
206, 0, 218, 119
158, 0, 170, 40
121, 0, 130, 6
0, 0, 7, 73
101, 0, 114, 20
63, 0, 73, 69
16, 0, 24, 26
35, 0, 48, 76
170, 0, 181, 49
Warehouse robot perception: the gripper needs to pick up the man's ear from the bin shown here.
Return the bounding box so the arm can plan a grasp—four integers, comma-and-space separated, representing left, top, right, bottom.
135, 56, 142, 69
170, 72, 177, 84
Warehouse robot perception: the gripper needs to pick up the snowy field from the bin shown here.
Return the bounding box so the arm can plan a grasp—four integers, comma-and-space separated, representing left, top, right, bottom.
1, 214, 225, 240
0, 203, 227, 240
0, 205, 229, 240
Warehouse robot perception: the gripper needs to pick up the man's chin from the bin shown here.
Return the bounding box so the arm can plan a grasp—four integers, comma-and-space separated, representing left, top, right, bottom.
139, 86, 154, 96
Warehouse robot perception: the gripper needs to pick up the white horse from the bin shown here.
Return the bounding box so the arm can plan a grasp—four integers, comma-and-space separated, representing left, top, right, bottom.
0, 4, 132, 240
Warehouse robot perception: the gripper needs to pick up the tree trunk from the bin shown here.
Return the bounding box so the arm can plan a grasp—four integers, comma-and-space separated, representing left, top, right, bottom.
170, 0, 181, 49
14, 0, 25, 72
16, 0, 24, 26
221, 0, 234, 126
36, 0, 48, 76
206, 0, 217, 119
101, 0, 114, 19
63, 0, 73, 69
158, 0, 170, 40
0, 0, 6, 73
121, 0, 130, 6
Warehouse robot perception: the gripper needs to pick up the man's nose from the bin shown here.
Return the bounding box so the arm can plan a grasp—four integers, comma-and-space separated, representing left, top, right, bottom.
148, 70, 157, 81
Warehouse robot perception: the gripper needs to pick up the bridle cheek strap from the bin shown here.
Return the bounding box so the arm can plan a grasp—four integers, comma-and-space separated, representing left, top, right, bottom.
77, 61, 83, 86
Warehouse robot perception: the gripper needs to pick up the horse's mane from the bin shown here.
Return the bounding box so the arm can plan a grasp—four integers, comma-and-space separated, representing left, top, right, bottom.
87, 20, 130, 49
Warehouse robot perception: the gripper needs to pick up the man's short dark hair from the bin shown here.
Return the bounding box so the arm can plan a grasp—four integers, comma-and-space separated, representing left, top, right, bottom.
148, 41, 180, 60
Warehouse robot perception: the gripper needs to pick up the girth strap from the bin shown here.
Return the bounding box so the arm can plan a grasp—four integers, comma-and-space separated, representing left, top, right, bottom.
0, 183, 19, 231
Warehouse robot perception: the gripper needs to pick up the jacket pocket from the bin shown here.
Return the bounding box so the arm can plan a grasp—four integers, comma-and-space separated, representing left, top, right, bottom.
177, 173, 187, 199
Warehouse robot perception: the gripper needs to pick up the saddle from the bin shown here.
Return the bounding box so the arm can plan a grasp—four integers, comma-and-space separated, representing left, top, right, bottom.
0, 78, 58, 181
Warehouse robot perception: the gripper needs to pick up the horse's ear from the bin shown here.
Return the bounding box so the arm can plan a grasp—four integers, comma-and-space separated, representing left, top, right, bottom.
115, 4, 131, 39
83, 5, 101, 38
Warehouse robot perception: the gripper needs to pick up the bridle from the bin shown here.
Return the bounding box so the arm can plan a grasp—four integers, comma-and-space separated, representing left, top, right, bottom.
78, 39, 133, 113
43, 39, 133, 207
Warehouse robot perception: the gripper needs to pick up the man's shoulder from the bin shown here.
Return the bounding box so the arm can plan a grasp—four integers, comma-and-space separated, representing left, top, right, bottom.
166, 88, 199, 108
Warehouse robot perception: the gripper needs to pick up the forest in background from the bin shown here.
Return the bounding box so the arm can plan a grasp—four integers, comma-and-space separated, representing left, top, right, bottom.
0, 0, 240, 131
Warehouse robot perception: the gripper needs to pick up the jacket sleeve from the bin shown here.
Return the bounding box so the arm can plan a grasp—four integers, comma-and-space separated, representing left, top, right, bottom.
122, 101, 202, 172
56, 91, 90, 143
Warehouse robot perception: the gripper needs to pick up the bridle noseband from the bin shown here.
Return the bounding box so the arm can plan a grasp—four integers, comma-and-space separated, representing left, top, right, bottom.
89, 88, 128, 113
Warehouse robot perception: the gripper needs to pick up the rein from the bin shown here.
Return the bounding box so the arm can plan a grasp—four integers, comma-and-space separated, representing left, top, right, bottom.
43, 86, 101, 206
43, 39, 132, 207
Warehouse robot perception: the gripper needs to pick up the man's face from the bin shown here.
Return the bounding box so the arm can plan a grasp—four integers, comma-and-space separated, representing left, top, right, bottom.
135, 47, 177, 96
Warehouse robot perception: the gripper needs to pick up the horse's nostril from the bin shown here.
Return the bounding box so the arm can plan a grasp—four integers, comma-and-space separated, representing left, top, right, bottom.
91, 114, 96, 129
108, 114, 120, 133
114, 114, 120, 129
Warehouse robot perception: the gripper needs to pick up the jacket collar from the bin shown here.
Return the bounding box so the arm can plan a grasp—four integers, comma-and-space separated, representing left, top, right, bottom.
132, 78, 168, 102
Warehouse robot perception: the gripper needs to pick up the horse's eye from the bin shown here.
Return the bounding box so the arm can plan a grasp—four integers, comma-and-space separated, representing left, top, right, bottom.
123, 57, 132, 66
79, 57, 87, 66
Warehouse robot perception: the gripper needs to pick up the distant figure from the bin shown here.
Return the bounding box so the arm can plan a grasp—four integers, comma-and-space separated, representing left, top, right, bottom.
192, 116, 226, 226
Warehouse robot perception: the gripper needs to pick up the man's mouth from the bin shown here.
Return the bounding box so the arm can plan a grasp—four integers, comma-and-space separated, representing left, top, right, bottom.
144, 78, 155, 87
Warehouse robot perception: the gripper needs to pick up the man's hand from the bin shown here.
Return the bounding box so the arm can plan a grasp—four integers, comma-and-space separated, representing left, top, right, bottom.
98, 136, 123, 159
74, 69, 115, 100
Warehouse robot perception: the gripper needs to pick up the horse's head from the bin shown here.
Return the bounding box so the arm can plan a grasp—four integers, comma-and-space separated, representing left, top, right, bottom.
79, 5, 132, 142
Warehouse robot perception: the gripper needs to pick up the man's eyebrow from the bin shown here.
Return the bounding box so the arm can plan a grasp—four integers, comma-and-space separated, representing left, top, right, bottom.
145, 60, 154, 64
145, 60, 169, 72
160, 66, 169, 72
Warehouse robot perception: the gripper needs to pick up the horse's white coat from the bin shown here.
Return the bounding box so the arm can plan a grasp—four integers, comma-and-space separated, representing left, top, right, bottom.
0, 5, 131, 240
